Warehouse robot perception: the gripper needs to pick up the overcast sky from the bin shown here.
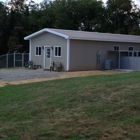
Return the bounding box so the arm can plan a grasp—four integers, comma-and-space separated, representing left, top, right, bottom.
36, 0, 140, 6
102, 0, 140, 6
35, 0, 140, 6
0, 0, 140, 7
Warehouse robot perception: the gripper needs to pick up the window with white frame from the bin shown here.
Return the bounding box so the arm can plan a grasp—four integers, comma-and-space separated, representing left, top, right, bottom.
114, 45, 120, 51
128, 46, 134, 51
35, 46, 41, 56
54, 46, 61, 57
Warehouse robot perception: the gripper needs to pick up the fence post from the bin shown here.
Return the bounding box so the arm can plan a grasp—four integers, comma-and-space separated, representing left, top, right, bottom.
13, 51, 17, 68
13, 52, 15, 67
6, 53, 8, 68
22, 53, 24, 67
22, 51, 26, 67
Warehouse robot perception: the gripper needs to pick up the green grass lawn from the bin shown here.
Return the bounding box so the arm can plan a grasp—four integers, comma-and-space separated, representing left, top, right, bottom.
0, 72, 140, 140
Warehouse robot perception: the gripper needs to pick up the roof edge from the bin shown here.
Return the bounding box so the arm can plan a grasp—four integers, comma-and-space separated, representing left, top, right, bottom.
69, 37, 140, 43
24, 28, 69, 40
24, 29, 46, 40
46, 28, 69, 39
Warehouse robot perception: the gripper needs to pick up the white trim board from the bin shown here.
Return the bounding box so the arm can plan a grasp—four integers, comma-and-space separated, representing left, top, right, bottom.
29, 39, 31, 61
43, 46, 52, 69
67, 39, 70, 71
24, 28, 68, 40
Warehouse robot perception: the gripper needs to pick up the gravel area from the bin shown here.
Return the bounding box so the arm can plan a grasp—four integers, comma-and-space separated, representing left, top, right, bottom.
0, 69, 125, 87
0, 69, 62, 82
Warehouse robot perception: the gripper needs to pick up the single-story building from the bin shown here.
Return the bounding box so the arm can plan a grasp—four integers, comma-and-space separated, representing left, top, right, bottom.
24, 28, 140, 71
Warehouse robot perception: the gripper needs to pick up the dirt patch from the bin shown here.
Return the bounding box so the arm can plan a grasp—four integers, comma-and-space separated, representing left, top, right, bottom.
101, 127, 130, 140
0, 70, 124, 87
60, 70, 123, 78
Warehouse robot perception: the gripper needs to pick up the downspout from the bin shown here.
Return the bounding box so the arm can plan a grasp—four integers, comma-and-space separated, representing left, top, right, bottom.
137, 52, 138, 70
44, 46, 45, 69
67, 39, 70, 71
29, 39, 31, 61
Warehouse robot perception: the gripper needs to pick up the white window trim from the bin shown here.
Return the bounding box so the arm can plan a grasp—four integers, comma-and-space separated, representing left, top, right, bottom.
114, 45, 120, 51
35, 46, 41, 56
54, 46, 62, 57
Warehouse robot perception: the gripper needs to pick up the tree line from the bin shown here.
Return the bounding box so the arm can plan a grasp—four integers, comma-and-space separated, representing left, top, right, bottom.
0, 0, 140, 54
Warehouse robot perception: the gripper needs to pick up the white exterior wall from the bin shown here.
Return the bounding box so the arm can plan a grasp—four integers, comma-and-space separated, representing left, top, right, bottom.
30, 32, 67, 70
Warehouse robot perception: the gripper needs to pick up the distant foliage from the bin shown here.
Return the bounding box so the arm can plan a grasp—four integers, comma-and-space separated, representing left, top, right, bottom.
0, 0, 140, 54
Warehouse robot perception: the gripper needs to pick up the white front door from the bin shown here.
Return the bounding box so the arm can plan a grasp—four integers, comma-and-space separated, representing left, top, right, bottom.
45, 47, 51, 69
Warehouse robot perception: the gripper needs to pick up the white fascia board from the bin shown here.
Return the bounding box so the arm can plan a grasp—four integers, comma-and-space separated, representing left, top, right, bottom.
69, 37, 140, 43
24, 28, 69, 40
24, 29, 46, 40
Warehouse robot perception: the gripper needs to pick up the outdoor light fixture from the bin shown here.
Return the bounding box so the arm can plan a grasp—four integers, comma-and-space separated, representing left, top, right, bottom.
42, 46, 44, 49
51, 46, 53, 50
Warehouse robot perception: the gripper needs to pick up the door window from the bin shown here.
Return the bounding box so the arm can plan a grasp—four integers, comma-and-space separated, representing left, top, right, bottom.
46, 48, 50, 58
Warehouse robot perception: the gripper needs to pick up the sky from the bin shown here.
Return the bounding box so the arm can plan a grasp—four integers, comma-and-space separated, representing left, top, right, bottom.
0, 0, 140, 7
102, 0, 140, 6
35, 0, 140, 6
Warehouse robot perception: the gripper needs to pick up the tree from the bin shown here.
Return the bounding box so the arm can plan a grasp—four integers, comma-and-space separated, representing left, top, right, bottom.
0, 2, 9, 54
7, 27, 23, 52
0, 0, 140, 55
7, 0, 36, 52
126, 1, 140, 35
103, 0, 140, 34
51, 0, 104, 31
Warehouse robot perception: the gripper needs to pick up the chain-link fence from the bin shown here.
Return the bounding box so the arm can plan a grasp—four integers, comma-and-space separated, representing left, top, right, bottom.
0, 53, 29, 68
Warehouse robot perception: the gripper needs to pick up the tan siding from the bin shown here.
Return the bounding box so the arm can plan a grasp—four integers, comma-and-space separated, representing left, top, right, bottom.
31, 32, 67, 70
69, 40, 140, 71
